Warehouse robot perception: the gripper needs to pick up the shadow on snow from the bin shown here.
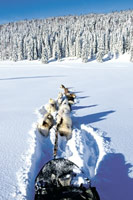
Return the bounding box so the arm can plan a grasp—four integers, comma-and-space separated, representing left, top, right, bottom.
94, 153, 133, 200
0, 75, 65, 81
72, 104, 98, 111
77, 95, 90, 99
73, 110, 115, 127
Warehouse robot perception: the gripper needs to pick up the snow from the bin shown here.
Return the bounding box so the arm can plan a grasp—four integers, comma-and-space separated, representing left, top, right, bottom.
0, 56, 133, 200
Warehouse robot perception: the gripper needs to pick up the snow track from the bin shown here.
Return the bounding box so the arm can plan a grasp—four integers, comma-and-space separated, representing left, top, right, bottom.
13, 101, 111, 200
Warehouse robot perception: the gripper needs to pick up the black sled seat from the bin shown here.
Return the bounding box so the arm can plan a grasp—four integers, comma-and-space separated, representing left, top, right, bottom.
35, 158, 100, 200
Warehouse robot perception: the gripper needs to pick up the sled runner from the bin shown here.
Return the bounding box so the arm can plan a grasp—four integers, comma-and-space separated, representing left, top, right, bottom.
34, 158, 100, 200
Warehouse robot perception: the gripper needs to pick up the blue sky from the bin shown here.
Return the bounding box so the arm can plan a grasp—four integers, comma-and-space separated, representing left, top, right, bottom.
0, 0, 133, 24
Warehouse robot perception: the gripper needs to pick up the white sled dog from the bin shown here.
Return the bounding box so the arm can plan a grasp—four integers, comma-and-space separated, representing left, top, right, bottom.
57, 92, 64, 107
45, 98, 57, 114
38, 113, 54, 137
56, 102, 72, 140
58, 99, 71, 115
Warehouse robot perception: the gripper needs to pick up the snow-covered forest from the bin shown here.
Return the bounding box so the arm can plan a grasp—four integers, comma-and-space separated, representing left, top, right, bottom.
0, 10, 133, 63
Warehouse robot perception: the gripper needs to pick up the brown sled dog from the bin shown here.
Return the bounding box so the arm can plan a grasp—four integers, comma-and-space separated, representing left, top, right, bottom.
38, 113, 54, 137
60, 84, 70, 95
60, 84, 76, 106
66, 93, 76, 106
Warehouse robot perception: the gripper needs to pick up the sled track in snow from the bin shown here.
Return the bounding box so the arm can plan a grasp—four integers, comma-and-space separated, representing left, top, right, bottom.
13, 103, 111, 200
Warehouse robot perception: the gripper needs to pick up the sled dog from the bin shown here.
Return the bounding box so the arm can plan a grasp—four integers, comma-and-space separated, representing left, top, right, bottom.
66, 92, 76, 105
57, 92, 64, 107
60, 84, 69, 95
56, 108, 72, 140
45, 98, 57, 114
60, 84, 76, 105
38, 113, 54, 137
58, 99, 71, 115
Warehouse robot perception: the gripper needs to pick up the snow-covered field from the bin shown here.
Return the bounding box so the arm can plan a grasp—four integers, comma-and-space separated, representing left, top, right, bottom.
0, 55, 133, 200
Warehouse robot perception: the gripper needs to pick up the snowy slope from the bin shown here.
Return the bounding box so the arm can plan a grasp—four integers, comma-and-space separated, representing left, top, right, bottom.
0, 55, 133, 200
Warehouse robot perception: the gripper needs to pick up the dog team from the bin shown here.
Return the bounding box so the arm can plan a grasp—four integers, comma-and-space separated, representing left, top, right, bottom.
37, 84, 76, 140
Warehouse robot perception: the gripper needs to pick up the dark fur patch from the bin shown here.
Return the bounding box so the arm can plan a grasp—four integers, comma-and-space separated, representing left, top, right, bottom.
42, 121, 48, 127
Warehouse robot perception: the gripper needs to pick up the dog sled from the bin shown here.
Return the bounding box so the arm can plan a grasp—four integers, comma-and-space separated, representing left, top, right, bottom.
34, 158, 100, 200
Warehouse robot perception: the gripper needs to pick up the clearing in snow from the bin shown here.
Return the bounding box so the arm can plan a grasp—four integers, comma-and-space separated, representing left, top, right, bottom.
0, 56, 133, 200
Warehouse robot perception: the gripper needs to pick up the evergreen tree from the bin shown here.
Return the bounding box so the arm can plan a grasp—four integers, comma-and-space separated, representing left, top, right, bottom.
130, 44, 133, 62
33, 38, 38, 60
12, 39, 18, 62
18, 37, 24, 60
81, 42, 88, 63
96, 51, 104, 63
27, 38, 34, 61
41, 46, 48, 64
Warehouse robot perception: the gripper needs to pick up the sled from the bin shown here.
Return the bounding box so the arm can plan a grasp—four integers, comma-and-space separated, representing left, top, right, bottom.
34, 158, 100, 200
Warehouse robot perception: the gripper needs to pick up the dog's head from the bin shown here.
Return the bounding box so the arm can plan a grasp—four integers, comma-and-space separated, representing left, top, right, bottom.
58, 92, 63, 98
60, 84, 65, 89
49, 98, 55, 104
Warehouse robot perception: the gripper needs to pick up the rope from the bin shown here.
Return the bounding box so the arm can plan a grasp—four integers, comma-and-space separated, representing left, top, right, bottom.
53, 127, 58, 158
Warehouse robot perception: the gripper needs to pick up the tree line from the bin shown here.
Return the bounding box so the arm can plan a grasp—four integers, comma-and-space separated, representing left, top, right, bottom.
0, 10, 133, 63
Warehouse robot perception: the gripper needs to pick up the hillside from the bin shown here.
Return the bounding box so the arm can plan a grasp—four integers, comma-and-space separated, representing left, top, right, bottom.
0, 10, 133, 63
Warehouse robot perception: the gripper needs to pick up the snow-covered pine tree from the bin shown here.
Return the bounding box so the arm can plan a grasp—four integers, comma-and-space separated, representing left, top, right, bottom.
57, 42, 62, 61
81, 40, 88, 63
52, 40, 58, 60
37, 37, 43, 60
33, 38, 38, 60
65, 38, 69, 58
41, 45, 48, 64
17, 37, 24, 61
130, 42, 133, 62
76, 35, 82, 58
12, 39, 18, 62
130, 49, 133, 62
96, 46, 104, 62
45, 35, 52, 59
96, 51, 104, 63
27, 38, 34, 61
